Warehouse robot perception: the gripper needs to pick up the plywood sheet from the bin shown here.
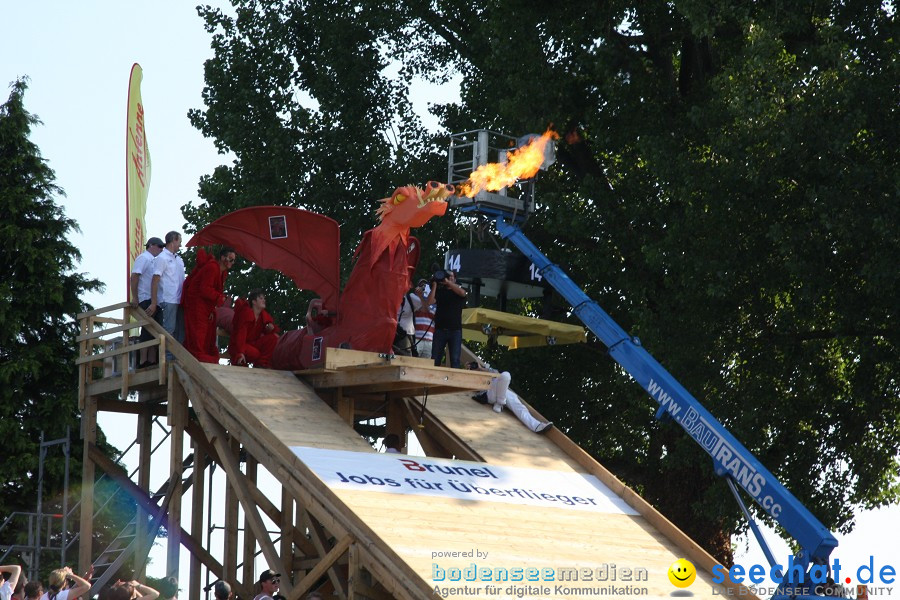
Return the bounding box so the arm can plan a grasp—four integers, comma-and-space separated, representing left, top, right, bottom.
419, 390, 584, 472
199, 362, 738, 600
204, 364, 373, 452
328, 481, 729, 599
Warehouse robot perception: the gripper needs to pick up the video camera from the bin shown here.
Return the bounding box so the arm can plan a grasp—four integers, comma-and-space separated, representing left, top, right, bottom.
431, 262, 449, 283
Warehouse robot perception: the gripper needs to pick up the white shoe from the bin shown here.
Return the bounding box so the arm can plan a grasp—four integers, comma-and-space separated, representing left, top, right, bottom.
492, 402, 503, 413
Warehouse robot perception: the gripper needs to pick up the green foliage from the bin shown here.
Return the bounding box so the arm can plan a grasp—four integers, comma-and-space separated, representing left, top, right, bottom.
0, 79, 115, 571
189, 1, 899, 562
186, 0, 451, 327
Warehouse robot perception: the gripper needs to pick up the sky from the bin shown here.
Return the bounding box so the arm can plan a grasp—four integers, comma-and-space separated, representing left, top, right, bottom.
2, 0, 897, 593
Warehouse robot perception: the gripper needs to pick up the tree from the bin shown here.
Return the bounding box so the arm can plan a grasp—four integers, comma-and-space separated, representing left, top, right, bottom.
187, 0, 452, 327
0, 79, 110, 572
189, 1, 899, 563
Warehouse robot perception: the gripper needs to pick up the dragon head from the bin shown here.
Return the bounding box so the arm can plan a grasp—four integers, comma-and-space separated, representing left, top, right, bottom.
376, 181, 452, 228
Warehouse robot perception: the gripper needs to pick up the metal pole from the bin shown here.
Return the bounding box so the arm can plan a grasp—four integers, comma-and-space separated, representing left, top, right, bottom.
61, 426, 71, 565
35, 431, 45, 577
26, 514, 35, 581
476, 130, 488, 169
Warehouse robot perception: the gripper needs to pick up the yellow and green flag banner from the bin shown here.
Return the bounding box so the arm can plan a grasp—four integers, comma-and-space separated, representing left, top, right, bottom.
126, 63, 151, 300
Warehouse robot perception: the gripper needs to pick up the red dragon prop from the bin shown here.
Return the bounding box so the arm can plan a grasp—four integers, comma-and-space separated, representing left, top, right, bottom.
188, 181, 453, 370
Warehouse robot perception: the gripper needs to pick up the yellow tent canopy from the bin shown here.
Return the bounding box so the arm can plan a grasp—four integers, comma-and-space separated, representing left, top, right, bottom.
460, 307, 587, 349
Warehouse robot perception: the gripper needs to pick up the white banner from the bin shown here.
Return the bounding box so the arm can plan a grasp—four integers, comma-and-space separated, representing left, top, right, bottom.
291, 447, 638, 514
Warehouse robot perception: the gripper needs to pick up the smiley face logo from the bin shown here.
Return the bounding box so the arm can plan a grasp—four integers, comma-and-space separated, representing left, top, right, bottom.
668, 558, 696, 588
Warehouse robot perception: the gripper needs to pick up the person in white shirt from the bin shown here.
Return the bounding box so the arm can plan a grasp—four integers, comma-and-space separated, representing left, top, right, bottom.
252, 570, 280, 600
0, 565, 22, 600
412, 280, 436, 359
468, 362, 554, 434
149, 231, 186, 352
394, 287, 421, 356
130, 236, 165, 367
38, 567, 89, 600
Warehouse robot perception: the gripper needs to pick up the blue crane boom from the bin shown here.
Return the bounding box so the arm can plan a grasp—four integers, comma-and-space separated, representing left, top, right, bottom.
493, 216, 838, 576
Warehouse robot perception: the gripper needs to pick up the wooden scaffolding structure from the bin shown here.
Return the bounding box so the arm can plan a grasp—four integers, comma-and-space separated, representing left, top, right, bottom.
76, 303, 753, 600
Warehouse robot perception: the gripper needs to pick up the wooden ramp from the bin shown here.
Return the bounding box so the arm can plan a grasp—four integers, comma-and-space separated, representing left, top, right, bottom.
184, 360, 752, 600
75, 305, 752, 600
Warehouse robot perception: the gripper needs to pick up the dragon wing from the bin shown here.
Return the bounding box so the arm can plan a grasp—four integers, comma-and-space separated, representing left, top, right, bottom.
187, 206, 340, 311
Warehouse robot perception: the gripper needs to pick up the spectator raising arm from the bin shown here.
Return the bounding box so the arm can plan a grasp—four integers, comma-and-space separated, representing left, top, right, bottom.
0, 565, 22, 600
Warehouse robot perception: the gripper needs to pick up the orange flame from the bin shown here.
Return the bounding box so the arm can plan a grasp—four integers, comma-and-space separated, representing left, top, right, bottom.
458, 129, 558, 198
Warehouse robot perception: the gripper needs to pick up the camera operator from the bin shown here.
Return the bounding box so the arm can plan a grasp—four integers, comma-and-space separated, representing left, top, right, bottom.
431, 269, 467, 368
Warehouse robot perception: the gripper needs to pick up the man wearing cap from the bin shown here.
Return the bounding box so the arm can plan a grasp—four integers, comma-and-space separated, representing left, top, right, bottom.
150, 231, 186, 355
131, 237, 165, 367
253, 570, 280, 600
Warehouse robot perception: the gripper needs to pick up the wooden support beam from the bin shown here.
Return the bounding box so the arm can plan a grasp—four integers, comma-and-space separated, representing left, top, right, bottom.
188, 381, 294, 598
167, 376, 187, 580
285, 535, 352, 600
224, 437, 239, 584
335, 388, 353, 427
385, 397, 405, 452
182, 420, 318, 559
338, 393, 388, 416
85, 369, 160, 396
96, 398, 167, 416
135, 406, 152, 580
158, 337, 167, 387
347, 541, 359, 600
78, 316, 89, 411
242, 454, 258, 589
399, 398, 451, 458
402, 397, 483, 461
280, 488, 294, 582
74, 338, 159, 363
78, 397, 97, 574
353, 545, 419, 600
189, 441, 205, 600
77, 301, 131, 319
301, 511, 347, 600
320, 347, 433, 370
75, 318, 148, 342
351, 580, 394, 600
119, 306, 132, 401
302, 363, 493, 394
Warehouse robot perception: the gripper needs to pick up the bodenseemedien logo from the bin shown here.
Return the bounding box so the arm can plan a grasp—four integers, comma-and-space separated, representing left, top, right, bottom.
430, 561, 651, 598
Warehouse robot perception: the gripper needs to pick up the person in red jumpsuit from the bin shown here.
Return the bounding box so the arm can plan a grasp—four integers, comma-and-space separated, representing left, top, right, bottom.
229, 289, 280, 368
182, 247, 235, 362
